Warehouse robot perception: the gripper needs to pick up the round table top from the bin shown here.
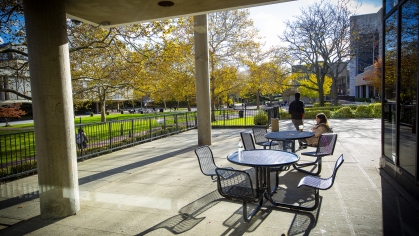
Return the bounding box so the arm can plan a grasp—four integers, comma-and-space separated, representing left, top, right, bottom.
227, 149, 299, 167
265, 131, 314, 140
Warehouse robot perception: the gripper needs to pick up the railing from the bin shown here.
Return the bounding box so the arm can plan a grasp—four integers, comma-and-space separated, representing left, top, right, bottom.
0, 112, 197, 181
0, 131, 37, 181
211, 107, 279, 127
0, 107, 280, 181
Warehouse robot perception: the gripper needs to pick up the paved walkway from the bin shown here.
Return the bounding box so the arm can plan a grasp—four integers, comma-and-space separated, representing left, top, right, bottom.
1, 119, 418, 235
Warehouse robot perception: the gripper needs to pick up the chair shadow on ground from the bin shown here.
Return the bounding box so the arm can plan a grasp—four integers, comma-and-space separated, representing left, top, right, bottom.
136, 167, 322, 235
273, 168, 322, 235
136, 189, 270, 235
136, 190, 221, 235
281, 198, 321, 236
219, 190, 321, 236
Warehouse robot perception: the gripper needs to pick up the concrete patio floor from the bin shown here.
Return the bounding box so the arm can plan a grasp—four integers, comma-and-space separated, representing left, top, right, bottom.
1, 119, 419, 235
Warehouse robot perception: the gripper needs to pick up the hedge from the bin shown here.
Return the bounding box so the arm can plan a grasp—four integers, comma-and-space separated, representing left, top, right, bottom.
279, 103, 381, 119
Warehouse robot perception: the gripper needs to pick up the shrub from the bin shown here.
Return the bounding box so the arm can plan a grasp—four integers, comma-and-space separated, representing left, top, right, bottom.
332, 106, 354, 118
106, 111, 109, 115
347, 105, 358, 110
121, 110, 124, 114
307, 106, 339, 112
354, 105, 371, 118
305, 110, 332, 119
279, 110, 291, 119
90, 112, 94, 117
253, 110, 268, 125
369, 103, 382, 118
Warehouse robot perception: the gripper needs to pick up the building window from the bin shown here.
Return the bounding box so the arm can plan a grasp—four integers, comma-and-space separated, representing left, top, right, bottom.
383, 11, 398, 163
399, 0, 418, 176
385, 0, 399, 14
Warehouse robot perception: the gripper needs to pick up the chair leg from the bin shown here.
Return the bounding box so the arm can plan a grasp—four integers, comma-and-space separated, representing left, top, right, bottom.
294, 157, 320, 167
293, 157, 322, 176
300, 188, 320, 211
242, 197, 264, 222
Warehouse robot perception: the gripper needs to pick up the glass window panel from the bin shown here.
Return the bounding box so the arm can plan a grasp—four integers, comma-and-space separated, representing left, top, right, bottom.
399, 0, 418, 176
386, 0, 399, 14
383, 11, 398, 163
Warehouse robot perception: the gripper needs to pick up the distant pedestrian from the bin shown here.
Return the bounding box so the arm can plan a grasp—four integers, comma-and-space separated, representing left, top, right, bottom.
76, 128, 89, 149
288, 92, 305, 147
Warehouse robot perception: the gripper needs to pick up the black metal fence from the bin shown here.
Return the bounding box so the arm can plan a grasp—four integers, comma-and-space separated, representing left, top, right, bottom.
0, 131, 37, 181
211, 107, 279, 127
0, 107, 280, 181
0, 112, 197, 181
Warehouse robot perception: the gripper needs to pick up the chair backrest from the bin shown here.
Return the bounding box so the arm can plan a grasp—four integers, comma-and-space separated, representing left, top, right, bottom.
215, 168, 258, 202
240, 132, 256, 150
315, 133, 338, 156
298, 154, 344, 190
320, 154, 344, 190
252, 126, 269, 144
194, 145, 217, 177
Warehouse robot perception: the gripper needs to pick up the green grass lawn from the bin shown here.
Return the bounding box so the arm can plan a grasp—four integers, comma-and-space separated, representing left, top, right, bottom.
0, 112, 193, 163
211, 116, 255, 126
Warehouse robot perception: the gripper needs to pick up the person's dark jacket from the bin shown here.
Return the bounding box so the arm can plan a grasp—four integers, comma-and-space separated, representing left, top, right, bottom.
288, 99, 305, 120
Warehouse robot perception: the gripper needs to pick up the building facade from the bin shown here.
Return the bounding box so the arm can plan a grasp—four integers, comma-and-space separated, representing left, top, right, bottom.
349, 9, 382, 99
381, 0, 418, 198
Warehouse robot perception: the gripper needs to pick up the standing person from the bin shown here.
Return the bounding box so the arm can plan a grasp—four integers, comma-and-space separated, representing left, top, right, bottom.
76, 128, 89, 149
288, 92, 305, 148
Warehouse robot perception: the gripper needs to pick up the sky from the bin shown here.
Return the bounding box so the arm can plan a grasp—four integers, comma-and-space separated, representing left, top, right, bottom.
248, 0, 382, 48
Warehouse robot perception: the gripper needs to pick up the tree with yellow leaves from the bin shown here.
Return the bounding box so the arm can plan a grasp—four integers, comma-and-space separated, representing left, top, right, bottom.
363, 57, 382, 93
291, 72, 333, 104
207, 9, 261, 121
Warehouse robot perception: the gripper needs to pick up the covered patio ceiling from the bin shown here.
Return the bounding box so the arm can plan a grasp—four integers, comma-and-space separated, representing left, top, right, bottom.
65, 0, 293, 27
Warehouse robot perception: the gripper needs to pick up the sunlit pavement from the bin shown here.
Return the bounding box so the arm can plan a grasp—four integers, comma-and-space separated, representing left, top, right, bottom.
1, 118, 418, 235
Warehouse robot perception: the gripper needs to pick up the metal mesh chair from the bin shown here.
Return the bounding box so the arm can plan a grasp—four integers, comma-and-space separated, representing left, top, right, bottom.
195, 145, 232, 180
240, 132, 256, 150
240, 132, 286, 185
216, 168, 264, 222
252, 126, 279, 149
293, 133, 338, 175
297, 154, 344, 210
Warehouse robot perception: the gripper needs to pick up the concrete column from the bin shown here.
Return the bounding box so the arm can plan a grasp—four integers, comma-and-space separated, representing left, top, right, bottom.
193, 15, 211, 145
23, 0, 79, 219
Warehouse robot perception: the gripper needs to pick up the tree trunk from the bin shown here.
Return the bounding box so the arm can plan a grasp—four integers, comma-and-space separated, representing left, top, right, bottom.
100, 101, 106, 122
316, 67, 325, 106
256, 90, 260, 109
318, 89, 325, 106
210, 88, 216, 122
332, 79, 339, 106
185, 97, 191, 111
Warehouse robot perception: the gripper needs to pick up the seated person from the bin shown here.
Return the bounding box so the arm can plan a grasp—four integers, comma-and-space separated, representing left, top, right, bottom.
301, 113, 332, 148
